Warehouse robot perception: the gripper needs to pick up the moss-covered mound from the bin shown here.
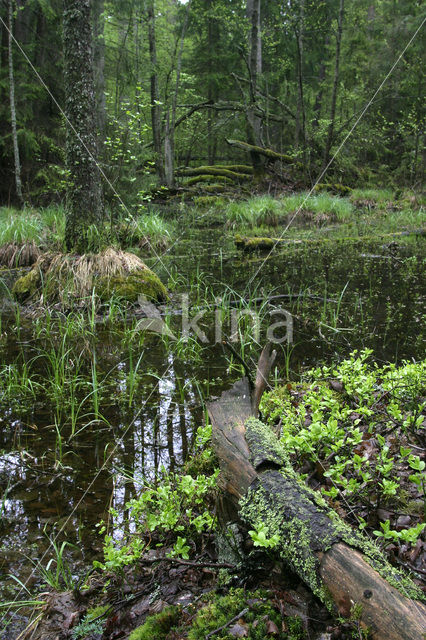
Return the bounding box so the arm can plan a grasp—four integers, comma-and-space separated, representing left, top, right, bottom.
235, 234, 283, 251
12, 248, 168, 305
97, 271, 167, 303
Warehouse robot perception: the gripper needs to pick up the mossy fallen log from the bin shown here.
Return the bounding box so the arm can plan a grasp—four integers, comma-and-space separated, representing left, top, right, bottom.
184, 175, 233, 187
177, 166, 252, 181
207, 376, 426, 640
225, 139, 304, 171
313, 182, 353, 195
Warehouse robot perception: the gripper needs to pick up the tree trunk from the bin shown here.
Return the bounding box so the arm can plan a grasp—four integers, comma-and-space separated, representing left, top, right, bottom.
322, 0, 344, 172
207, 375, 426, 640
294, 0, 306, 156
8, 0, 23, 206
312, 35, 329, 129
93, 0, 106, 134
63, 0, 103, 252
166, 0, 191, 187
146, 0, 164, 183
246, 0, 263, 174
164, 109, 173, 188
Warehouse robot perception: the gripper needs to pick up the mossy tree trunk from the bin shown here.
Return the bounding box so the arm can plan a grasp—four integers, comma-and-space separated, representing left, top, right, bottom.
63, 0, 103, 253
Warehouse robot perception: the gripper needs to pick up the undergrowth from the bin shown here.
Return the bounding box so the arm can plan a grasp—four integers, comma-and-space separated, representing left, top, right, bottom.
261, 350, 426, 547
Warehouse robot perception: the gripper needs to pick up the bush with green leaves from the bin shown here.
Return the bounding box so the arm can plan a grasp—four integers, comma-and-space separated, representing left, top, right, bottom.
94, 426, 219, 572
261, 350, 425, 547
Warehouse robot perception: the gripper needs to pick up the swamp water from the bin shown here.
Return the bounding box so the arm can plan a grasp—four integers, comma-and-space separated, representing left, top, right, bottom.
0, 226, 424, 616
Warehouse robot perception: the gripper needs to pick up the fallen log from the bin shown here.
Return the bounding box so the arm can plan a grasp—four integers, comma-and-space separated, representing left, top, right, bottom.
177, 165, 252, 181
225, 139, 303, 171
207, 375, 426, 640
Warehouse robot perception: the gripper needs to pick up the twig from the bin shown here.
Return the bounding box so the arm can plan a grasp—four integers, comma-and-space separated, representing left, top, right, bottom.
205, 607, 249, 639
139, 556, 235, 569
222, 340, 253, 388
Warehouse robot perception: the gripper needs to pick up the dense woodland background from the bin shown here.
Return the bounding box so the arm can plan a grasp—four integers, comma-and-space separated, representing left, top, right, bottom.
0, 0, 424, 209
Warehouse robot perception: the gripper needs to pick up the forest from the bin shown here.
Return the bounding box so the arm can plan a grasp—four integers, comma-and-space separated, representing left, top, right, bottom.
0, 0, 425, 639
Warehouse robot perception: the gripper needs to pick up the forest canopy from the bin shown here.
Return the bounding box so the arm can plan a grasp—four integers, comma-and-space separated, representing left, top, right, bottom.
0, 0, 424, 210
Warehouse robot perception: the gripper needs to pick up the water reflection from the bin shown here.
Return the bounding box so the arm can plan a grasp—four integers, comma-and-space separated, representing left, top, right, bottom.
0, 230, 424, 597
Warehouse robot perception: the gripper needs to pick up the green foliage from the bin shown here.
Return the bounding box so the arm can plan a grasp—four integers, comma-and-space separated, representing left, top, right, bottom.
225, 194, 354, 229
94, 465, 219, 572
0, 206, 65, 247
26, 537, 77, 591
72, 605, 110, 640
248, 523, 280, 549
261, 351, 426, 545
188, 589, 305, 640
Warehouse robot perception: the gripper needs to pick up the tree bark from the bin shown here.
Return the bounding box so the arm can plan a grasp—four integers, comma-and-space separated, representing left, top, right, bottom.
208, 375, 426, 640
93, 0, 106, 134
146, 0, 164, 183
166, 0, 191, 187
63, 0, 103, 252
8, 0, 23, 206
246, 0, 263, 174
312, 35, 329, 130
294, 0, 306, 155
322, 0, 344, 172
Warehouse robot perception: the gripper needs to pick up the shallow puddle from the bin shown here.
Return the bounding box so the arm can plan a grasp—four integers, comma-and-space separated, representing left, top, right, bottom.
0, 227, 424, 605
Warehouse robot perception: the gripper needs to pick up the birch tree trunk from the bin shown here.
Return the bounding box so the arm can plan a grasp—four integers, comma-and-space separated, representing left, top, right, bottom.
146, 0, 164, 183
165, 0, 191, 188
63, 0, 103, 252
246, 0, 263, 175
8, 0, 23, 206
322, 0, 344, 172
312, 35, 329, 130
93, 0, 106, 134
294, 0, 306, 156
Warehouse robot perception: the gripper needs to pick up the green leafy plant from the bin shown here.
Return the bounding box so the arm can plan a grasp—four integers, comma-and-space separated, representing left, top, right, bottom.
261, 351, 426, 546
95, 466, 219, 572
248, 523, 280, 549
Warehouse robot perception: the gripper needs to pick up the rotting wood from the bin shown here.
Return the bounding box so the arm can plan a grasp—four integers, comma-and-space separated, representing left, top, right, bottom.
207, 373, 426, 640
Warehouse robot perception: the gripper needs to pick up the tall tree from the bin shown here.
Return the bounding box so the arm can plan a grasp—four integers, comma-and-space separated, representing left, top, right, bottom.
146, 0, 164, 183
63, 0, 103, 252
8, 0, 23, 206
322, 0, 345, 172
246, 0, 263, 173
93, 0, 106, 133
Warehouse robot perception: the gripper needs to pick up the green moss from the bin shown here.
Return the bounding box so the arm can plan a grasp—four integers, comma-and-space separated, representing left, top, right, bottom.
314, 183, 352, 195
234, 235, 279, 250
180, 166, 252, 180
129, 606, 180, 640
184, 175, 233, 186
212, 164, 254, 173
12, 266, 41, 301
85, 604, 109, 620
97, 269, 168, 303
193, 196, 225, 208
245, 416, 289, 468
187, 588, 303, 640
